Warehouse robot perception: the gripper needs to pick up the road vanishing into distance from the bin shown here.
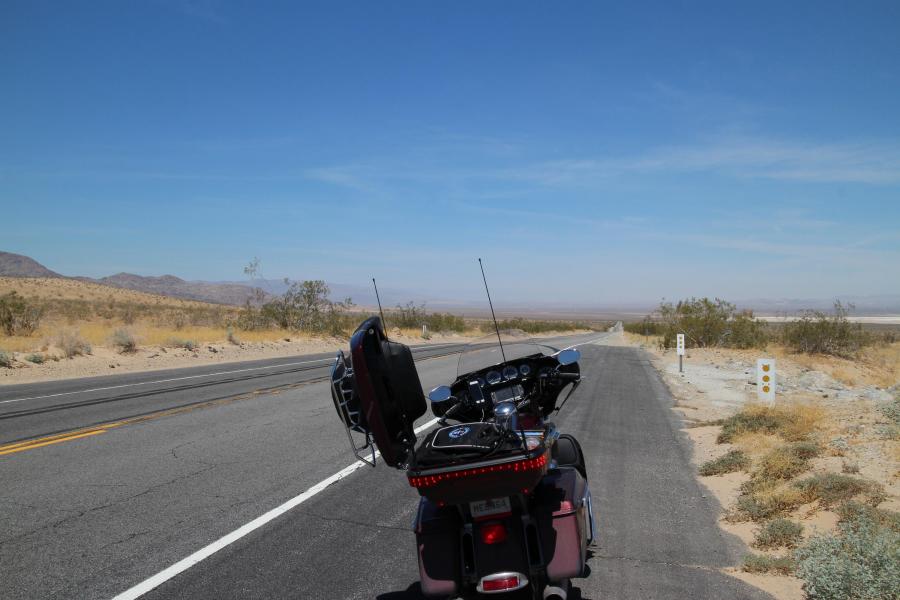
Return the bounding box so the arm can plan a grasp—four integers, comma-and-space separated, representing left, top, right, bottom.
1, 333, 773, 600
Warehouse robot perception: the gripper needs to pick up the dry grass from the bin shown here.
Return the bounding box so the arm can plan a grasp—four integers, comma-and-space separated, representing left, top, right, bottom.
717, 403, 823, 444
769, 342, 900, 388
731, 432, 784, 458
0, 277, 212, 307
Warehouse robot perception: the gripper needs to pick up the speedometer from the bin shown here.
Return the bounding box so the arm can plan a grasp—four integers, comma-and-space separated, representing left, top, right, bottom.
502, 366, 518, 380
485, 370, 502, 385
519, 363, 532, 377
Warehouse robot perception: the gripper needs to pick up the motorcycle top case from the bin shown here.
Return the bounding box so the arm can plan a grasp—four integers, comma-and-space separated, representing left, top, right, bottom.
349, 316, 426, 467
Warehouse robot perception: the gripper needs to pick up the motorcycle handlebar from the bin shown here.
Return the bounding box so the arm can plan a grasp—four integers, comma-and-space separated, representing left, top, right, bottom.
555, 372, 581, 382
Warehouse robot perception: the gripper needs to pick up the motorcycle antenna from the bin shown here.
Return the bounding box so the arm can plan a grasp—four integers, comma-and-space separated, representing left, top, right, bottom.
478, 258, 507, 363
372, 278, 387, 335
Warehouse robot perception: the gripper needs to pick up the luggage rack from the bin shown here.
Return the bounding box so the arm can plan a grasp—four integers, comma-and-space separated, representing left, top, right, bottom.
330, 350, 377, 467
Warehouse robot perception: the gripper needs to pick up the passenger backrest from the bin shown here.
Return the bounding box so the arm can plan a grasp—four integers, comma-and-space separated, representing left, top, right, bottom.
350, 317, 426, 467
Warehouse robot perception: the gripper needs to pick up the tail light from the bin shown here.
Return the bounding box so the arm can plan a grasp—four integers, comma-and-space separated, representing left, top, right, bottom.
480, 521, 507, 545
408, 453, 548, 489
479, 573, 527, 593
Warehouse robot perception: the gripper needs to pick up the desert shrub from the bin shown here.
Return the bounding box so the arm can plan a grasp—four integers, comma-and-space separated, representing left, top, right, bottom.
754, 518, 804, 549
795, 507, 900, 600
794, 474, 885, 508
624, 317, 665, 336
879, 395, 900, 426
236, 300, 270, 331
172, 311, 187, 330
226, 327, 240, 345
25, 353, 44, 364
654, 298, 768, 349
755, 442, 820, 482
0, 291, 44, 336
718, 406, 797, 443
699, 450, 749, 476
782, 301, 872, 358
258, 279, 355, 335
735, 484, 806, 521
481, 317, 597, 335
168, 338, 198, 351
0, 350, 11, 368
110, 329, 137, 353
838, 502, 900, 534
56, 331, 92, 358
742, 553, 796, 575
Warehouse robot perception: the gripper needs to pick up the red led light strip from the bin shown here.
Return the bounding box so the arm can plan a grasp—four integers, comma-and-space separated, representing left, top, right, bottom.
408, 453, 548, 488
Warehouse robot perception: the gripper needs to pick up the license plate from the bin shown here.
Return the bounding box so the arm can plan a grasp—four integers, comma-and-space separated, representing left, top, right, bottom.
470, 497, 511, 519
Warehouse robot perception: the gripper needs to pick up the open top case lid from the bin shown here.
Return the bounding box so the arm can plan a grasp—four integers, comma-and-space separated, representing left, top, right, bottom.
349, 316, 426, 467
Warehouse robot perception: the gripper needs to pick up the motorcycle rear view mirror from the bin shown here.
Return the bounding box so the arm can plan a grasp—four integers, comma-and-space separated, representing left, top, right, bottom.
428, 385, 454, 404
556, 348, 581, 366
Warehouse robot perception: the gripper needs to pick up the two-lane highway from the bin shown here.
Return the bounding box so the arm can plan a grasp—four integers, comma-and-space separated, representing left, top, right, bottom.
1, 333, 771, 599
0, 342, 465, 447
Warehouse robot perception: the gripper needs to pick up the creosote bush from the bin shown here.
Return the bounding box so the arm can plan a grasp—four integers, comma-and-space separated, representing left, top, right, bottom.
782, 301, 872, 358
168, 338, 198, 351
25, 353, 44, 364
0, 350, 11, 368
0, 291, 44, 336
56, 331, 92, 358
699, 450, 749, 476
391, 302, 467, 333
623, 317, 665, 336
655, 297, 768, 349
754, 517, 804, 549
795, 507, 900, 600
110, 329, 137, 353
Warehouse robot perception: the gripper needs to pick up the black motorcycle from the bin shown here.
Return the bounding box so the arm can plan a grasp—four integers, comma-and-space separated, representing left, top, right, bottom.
331, 317, 594, 600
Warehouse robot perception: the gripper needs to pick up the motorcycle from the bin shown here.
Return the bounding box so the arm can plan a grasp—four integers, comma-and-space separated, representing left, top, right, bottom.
331, 316, 594, 600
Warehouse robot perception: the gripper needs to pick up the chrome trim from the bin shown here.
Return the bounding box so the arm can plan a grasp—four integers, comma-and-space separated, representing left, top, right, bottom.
331, 350, 376, 466
476, 571, 529, 594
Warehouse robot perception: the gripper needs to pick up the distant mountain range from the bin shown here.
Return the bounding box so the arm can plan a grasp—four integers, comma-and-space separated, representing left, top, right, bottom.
0, 251, 264, 306
2, 250, 898, 315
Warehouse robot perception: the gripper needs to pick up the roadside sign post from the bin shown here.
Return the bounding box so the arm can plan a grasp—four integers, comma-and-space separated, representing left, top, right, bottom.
757, 359, 776, 405
676, 334, 685, 373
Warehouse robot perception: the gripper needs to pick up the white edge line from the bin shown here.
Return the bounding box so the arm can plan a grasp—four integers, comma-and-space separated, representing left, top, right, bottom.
1, 343, 461, 406
111, 417, 440, 600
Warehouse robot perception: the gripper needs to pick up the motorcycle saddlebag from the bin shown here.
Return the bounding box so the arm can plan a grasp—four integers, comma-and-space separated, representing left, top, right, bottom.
414, 498, 460, 598
350, 316, 426, 467
534, 467, 589, 580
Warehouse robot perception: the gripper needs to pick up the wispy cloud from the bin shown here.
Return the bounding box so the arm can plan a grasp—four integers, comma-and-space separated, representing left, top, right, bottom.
303, 135, 900, 193
511, 136, 900, 186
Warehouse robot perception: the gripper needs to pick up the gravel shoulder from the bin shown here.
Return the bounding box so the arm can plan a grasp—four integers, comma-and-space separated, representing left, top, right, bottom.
623, 333, 899, 600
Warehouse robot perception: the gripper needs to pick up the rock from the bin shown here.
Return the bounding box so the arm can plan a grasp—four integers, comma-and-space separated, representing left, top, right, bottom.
208, 346, 218, 353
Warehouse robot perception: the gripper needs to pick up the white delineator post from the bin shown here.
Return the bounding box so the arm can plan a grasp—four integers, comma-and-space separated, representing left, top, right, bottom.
676, 333, 685, 373
757, 358, 776, 405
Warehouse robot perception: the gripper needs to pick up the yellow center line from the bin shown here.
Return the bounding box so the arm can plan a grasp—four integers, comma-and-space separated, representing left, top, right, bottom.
0, 430, 107, 456
0, 349, 462, 458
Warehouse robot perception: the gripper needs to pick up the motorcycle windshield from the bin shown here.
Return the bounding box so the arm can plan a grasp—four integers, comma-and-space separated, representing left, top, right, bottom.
456, 332, 558, 377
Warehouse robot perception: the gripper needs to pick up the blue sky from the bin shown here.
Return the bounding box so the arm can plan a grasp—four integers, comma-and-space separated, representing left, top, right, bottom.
2, 1, 899, 305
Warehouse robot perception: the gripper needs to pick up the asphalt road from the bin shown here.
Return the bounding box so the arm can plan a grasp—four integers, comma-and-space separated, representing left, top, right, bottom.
0, 333, 772, 600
